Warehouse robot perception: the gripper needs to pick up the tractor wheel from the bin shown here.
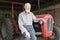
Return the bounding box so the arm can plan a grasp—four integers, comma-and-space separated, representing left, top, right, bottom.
48, 27, 60, 40
1, 18, 14, 40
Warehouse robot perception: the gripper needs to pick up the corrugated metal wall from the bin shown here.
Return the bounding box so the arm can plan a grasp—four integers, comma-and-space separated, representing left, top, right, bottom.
55, 8, 60, 28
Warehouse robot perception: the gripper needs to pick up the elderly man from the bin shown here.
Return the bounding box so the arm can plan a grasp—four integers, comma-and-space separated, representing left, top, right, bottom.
18, 3, 45, 40
18, 3, 37, 40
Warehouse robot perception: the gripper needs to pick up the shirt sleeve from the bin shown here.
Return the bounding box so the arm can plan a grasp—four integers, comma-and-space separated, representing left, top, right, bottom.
31, 12, 47, 23
31, 12, 36, 20
18, 14, 27, 34
31, 12, 39, 22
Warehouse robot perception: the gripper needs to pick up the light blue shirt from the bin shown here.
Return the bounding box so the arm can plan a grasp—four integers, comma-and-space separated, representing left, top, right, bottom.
18, 11, 36, 34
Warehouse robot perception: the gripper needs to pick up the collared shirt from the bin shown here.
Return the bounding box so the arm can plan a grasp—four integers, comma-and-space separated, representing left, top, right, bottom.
18, 11, 36, 33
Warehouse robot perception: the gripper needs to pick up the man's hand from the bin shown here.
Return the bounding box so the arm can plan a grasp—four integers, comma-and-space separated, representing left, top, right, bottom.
25, 31, 30, 38
34, 18, 46, 23
39, 18, 46, 23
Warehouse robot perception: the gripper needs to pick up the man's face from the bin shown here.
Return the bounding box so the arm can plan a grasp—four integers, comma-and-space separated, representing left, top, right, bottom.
24, 4, 31, 12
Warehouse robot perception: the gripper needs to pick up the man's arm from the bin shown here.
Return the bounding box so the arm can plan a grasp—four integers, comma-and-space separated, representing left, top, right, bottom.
18, 14, 27, 34
31, 12, 46, 23
18, 14, 30, 38
31, 12, 39, 22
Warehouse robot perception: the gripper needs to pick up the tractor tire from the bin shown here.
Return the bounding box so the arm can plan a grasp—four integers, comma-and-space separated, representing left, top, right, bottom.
1, 18, 14, 40
48, 26, 60, 40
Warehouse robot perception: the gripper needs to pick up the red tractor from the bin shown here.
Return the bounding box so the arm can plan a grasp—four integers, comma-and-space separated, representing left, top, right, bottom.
0, 1, 60, 40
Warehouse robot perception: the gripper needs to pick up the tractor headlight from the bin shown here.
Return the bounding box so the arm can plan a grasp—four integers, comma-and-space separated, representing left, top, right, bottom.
39, 20, 43, 24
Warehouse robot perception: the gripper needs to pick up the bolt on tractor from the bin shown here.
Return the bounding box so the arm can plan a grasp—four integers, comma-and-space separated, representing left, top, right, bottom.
0, 1, 60, 40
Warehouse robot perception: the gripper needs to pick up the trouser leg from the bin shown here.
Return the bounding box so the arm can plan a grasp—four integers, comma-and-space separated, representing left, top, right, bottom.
22, 25, 37, 40
22, 32, 30, 40
29, 26, 37, 40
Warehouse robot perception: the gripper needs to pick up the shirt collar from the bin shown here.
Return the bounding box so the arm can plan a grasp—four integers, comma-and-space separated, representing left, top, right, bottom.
24, 11, 30, 15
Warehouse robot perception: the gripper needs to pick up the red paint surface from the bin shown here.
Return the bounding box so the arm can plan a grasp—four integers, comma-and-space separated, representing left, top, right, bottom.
36, 14, 54, 38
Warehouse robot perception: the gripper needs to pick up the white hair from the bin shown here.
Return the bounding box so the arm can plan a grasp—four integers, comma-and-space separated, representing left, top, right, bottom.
24, 3, 31, 7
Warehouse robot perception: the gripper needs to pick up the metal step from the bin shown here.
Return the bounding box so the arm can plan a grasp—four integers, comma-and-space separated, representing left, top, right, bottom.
35, 32, 42, 35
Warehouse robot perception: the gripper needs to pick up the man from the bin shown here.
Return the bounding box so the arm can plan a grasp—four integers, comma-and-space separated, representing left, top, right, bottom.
18, 3, 46, 40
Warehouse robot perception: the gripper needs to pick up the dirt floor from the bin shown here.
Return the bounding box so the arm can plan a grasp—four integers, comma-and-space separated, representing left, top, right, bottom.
0, 34, 60, 40
0, 35, 48, 40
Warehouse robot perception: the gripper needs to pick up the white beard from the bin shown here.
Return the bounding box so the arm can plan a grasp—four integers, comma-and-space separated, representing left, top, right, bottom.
25, 9, 30, 12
